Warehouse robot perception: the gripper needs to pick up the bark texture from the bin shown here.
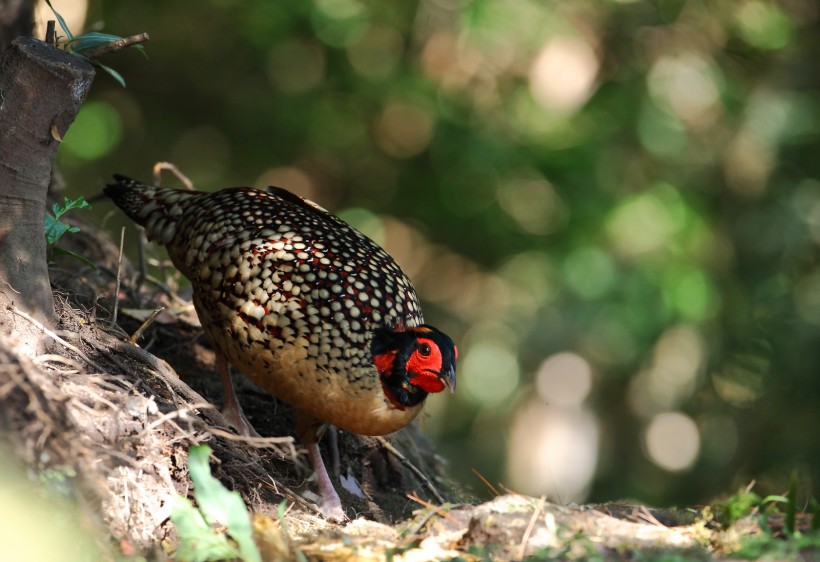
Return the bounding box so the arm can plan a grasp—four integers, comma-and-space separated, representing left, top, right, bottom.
0, 36, 94, 353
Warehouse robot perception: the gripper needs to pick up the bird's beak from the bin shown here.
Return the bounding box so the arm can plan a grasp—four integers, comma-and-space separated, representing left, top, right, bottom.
438, 365, 456, 393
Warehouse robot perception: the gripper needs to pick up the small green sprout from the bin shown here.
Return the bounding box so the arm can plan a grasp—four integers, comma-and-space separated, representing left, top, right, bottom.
45, 196, 94, 268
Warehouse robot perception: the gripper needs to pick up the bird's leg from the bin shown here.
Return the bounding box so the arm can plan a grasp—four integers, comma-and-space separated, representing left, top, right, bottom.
306, 441, 345, 521
297, 411, 346, 521
327, 426, 340, 478
216, 352, 258, 437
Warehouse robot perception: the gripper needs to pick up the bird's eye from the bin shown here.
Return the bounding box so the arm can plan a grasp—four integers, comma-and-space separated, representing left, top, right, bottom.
419, 343, 431, 356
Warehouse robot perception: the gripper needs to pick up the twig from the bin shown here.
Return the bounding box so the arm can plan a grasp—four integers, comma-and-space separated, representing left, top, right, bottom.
206, 426, 296, 452
403, 509, 438, 537
517, 495, 546, 561
112, 226, 125, 325
45, 21, 56, 45
137, 402, 215, 438
129, 306, 166, 344
471, 467, 501, 497
32, 354, 83, 371
81, 32, 150, 60
261, 477, 318, 514
9, 306, 104, 372
406, 492, 458, 524
636, 505, 664, 527
153, 161, 195, 190
376, 436, 445, 504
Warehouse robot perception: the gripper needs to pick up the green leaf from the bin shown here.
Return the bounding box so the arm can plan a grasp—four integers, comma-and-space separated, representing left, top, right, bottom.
46, 196, 91, 245
94, 61, 127, 87
51, 196, 91, 221
69, 32, 123, 53
51, 246, 97, 269
44, 214, 75, 245
171, 496, 241, 562
62, 196, 91, 212
187, 445, 262, 562
63, 196, 90, 215
761, 495, 789, 505
44, 0, 74, 42
69, 32, 148, 59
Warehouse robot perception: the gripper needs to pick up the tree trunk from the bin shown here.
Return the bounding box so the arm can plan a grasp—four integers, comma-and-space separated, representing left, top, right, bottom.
0, 36, 94, 355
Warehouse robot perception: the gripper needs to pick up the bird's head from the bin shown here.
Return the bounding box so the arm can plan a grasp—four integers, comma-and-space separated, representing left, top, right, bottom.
372, 325, 457, 409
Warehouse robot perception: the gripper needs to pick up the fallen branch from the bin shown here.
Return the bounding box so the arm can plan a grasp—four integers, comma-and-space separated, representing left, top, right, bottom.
129, 306, 166, 344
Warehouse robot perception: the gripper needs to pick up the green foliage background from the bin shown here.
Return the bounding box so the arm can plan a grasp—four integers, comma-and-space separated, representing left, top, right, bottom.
59, 0, 820, 507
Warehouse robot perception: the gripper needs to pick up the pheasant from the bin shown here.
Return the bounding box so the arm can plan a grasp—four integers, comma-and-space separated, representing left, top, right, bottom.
104, 175, 457, 520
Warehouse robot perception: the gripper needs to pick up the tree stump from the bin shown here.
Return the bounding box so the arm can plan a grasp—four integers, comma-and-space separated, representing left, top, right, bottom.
0, 36, 94, 355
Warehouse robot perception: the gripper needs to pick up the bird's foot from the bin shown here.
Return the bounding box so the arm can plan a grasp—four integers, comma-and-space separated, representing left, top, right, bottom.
307, 442, 348, 522
216, 353, 260, 437
318, 494, 347, 522
222, 401, 260, 437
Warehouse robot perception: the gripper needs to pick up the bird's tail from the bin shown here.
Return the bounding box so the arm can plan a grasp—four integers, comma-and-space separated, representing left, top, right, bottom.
104, 174, 200, 245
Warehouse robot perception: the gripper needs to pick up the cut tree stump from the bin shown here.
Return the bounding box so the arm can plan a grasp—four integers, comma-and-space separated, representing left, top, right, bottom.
0, 36, 94, 355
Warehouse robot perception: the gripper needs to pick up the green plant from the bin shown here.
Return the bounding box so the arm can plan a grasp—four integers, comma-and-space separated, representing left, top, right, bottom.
45, 196, 94, 267
44, 0, 146, 86
717, 480, 798, 529
170, 445, 261, 562
718, 475, 820, 559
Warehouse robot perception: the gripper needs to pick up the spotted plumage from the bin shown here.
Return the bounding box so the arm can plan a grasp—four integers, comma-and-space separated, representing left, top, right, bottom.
104, 174, 457, 518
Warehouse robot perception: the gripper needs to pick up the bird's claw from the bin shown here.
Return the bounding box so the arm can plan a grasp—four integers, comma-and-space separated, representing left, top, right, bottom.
319, 499, 347, 523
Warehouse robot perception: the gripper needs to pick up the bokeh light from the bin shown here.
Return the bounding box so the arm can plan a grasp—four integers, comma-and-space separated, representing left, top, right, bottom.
507, 352, 597, 500
529, 36, 599, 115
647, 54, 722, 126
605, 185, 685, 258
736, 1, 792, 50
643, 412, 700, 472
375, 100, 435, 159
346, 25, 403, 80
61, 101, 122, 160
170, 126, 231, 185
497, 174, 567, 236
536, 352, 593, 407
629, 325, 705, 416
507, 399, 598, 502
461, 340, 520, 407
267, 39, 326, 94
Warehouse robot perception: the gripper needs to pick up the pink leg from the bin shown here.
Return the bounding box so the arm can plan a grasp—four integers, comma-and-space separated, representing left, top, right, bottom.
216, 353, 258, 437
307, 442, 346, 521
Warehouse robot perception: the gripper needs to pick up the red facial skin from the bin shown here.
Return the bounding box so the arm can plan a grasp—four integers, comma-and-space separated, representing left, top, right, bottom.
406, 337, 446, 393
374, 326, 456, 409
